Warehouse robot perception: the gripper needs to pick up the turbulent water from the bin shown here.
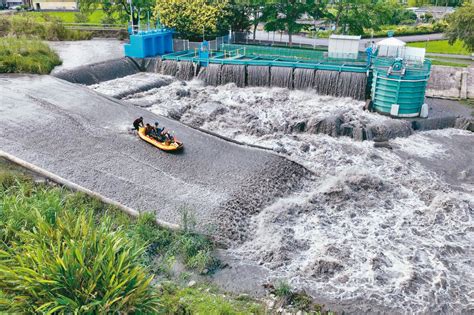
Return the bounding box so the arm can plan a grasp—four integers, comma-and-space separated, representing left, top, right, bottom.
150, 59, 367, 99
91, 73, 474, 314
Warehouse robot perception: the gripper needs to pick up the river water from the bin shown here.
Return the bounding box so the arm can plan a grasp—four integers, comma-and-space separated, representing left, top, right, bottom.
91, 73, 474, 314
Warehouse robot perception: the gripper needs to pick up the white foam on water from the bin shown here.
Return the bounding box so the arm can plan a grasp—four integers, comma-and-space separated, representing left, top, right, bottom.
90, 73, 474, 313
391, 132, 447, 159
90, 72, 174, 98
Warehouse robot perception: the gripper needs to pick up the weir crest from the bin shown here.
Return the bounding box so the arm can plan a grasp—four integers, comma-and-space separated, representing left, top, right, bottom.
150, 59, 367, 100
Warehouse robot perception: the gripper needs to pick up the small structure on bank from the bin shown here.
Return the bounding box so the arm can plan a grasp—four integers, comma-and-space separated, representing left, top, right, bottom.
124, 28, 174, 58
328, 35, 361, 59
371, 37, 430, 117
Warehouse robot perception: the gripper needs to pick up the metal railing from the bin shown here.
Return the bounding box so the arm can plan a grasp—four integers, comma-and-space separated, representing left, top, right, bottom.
231, 31, 324, 49
62, 23, 126, 31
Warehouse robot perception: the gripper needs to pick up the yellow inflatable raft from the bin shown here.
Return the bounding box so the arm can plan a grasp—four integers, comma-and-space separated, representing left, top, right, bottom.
138, 127, 183, 151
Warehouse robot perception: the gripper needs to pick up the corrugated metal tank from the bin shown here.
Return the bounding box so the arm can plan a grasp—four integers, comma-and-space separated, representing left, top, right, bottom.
371, 58, 431, 117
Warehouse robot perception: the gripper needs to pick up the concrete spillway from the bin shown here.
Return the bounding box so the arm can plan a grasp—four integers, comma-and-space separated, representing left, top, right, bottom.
53, 58, 141, 85
154, 60, 367, 100
51, 57, 367, 100
0, 74, 308, 244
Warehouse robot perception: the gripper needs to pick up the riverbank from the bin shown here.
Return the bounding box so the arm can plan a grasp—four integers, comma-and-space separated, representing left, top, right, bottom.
0, 159, 266, 314
0, 37, 61, 74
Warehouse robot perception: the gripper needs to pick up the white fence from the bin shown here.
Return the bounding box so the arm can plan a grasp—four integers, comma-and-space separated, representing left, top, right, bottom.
173, 35, 231, 52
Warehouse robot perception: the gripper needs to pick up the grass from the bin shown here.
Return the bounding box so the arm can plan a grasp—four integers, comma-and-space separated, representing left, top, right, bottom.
0, 37, 62, 74
429, 59, 470, 67
21, 10, 126, 25
23, 10, 107, 24
0, 164, 263, 313
160, 282, 264, 314
407, 40, 471, 56
0, 14, 92, 40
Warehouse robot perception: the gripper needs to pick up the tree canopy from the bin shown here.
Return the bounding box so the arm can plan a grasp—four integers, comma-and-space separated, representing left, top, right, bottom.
445, 2, 474, 52
78, 0, 155, 25
155, 0, 229, 40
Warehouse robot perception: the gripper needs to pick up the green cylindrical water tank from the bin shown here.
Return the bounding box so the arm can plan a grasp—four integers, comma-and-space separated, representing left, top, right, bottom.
371, 58, 431, 117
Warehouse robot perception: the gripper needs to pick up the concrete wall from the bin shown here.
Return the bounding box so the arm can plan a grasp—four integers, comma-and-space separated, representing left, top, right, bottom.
32, 0, 76, 10
426, 65, 474, 99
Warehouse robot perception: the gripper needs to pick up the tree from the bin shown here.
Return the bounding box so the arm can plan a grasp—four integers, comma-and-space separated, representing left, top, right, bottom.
225, 0, 252, 32
155, 0, 229, 40
306, 0, 331, 33
232, 0, 271, 40
445, 2, 474, 52
331, 0, 375, 35
262, 0, 307, 46
371, 0, 416, 26
247, 0, 268, 40
78, 0, 155, 26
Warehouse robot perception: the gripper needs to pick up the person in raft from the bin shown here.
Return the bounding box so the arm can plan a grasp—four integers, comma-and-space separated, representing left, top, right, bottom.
144, 123, 155, 136
152, 122, 165, 140
133, 117, 144, 131
151, 122, 174, 142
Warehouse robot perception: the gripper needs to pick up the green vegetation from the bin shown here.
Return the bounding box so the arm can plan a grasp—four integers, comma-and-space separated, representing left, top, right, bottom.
155, 0, 230, 40
0, 14, 92, 40
0, 165, 263, 313
274, 280, 292, 298
160, 283, 264, 314
407, 0, 464, 6
429, 59, 470, 67
270, 279, 329, 314
445, 2, 474, 52
22, 10, 115, 24
407, 40, 470, 55
0, 37, 61, 74
79, 0, 155, 26
372, 21, 447, 37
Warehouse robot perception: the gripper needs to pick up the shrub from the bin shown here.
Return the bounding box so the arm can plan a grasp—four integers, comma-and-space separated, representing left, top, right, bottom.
100, 14, 117, 25
0, 37, 62, 74
74, 12, 88, 23
132, 210, 219, 274
274, 280, 292, 298
0, 209, 160, 313
433, 20, 448, 33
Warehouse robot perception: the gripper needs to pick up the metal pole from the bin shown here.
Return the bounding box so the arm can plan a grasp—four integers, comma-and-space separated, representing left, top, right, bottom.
138, 8, 140, 32
128, 0, 134, 33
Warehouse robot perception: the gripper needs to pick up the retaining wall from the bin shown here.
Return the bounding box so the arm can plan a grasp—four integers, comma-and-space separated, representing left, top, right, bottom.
426, 65, 474, 99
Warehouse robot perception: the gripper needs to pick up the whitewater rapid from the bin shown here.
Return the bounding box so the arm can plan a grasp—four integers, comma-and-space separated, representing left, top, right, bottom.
91, 73, 474, 314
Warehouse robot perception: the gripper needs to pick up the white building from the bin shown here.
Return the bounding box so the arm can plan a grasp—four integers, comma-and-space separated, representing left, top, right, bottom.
407, 6, 455, 20
32, 0, 77, 10
328, 35, 361, 59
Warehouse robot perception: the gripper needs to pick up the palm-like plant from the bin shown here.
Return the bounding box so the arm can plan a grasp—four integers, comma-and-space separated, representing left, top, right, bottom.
0, 210, 160, 313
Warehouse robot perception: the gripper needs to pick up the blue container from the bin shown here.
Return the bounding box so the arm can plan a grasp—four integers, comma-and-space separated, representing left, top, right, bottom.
124, 29, 174, 58
371, 58, 431, 117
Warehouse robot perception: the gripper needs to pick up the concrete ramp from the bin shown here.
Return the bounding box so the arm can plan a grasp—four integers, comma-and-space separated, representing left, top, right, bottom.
0, 75, 307, 243
53, 58, 141, 85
